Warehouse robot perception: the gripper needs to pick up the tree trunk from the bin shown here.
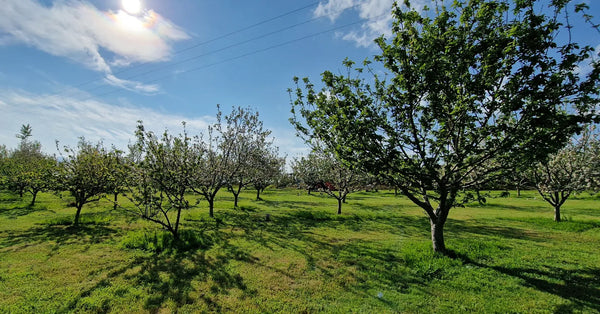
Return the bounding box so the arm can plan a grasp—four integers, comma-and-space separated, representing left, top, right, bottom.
430, 217, 447, 254
74, 203, 83, 226
554, 204, 561, 222
30, 191, 38, 206
209, 198, 214, 218
232, 184, 242, 208
476, 189, 485, 205
174, 208, 182, 239
337, 198, 342, 215
113, 193, 118, 211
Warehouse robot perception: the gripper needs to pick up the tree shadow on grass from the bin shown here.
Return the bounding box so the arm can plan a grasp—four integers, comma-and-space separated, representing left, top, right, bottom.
60, 228, 256, 313
457, 253, 600, 313
0, 204, 49, 219
256, 198, 327, 211
212, 209, 439, 310
0, 223, 116, 252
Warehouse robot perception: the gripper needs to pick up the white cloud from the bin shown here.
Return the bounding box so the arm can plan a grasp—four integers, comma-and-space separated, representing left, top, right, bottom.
0, 89, 213, 155
0, 0, 189, 92
314, 0, 356, 22
0, 89, 305, 161
315, 0, 429, 47
104, 74, 160, 94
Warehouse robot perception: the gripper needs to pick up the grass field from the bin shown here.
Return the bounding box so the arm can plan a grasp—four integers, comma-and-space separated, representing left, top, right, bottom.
0, 189, 599, 313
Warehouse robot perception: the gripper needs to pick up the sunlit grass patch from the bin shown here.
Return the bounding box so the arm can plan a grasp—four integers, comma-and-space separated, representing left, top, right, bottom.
0, 189, 599, 312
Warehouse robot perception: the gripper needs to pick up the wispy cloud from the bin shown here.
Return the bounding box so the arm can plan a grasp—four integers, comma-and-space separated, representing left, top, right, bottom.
0, 89, 213, 154
315, 0, 428, 47
0, 89, 306, 161
0, 0, 189, 92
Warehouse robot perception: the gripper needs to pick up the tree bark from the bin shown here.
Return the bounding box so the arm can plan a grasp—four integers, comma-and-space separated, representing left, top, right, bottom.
174, 207, 182, 239
232, 184, 242, 208
337, 198, 342, 215
208, 198, 214, 218
30, 191, 38, 206
74, 203, 83, 226
554, 204, 561, 222
256, 188, 262, 201
430, 218, 447, 253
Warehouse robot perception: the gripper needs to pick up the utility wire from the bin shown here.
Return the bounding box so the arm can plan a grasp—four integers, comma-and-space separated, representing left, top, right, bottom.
87, 14, 385, 101
85, 11, 338, 94
75, 3, 366, 96
67, 1, 320, 91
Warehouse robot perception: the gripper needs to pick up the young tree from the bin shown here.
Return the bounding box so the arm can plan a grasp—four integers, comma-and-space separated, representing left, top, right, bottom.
190, 107, 234, 218
252, 147, 285, 201
105, 147, 128, 211
221, 106, 273, 208
290, 0, 598, 253
124, 122, 203, 239
57, 139, 114, 226
531, 126, 599, 222
291, 152, 327, 195
293, 146, 362, 214
5, 124, 57, 205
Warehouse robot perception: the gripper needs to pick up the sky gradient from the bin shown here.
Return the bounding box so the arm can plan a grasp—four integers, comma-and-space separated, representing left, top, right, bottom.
0, 0, 598, 160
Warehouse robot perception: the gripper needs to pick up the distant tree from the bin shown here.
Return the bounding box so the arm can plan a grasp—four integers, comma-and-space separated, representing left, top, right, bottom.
19, 155, 57, 206
57, 139, 114, 226
291, 152, 326, 195
125, 122, 203, 239
5, 124, 57, 205
0, 145, 8, 189
252, 147, 285, 201
290, 0, 598, 253
292, 146, 362, 214
105, 147, 128, 211
531, 126, 599, 222
221, 106, 273, 207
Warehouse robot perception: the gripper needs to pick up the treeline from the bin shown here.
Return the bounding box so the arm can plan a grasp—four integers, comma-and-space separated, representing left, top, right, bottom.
0, 106, 287, 239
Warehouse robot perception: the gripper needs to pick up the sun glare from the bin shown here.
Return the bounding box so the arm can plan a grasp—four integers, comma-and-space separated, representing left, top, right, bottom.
122, 0, 142, 15
115, 11, 144, 31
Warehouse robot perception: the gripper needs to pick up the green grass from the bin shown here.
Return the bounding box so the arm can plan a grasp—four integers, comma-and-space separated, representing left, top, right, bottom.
0, 189, 599, 313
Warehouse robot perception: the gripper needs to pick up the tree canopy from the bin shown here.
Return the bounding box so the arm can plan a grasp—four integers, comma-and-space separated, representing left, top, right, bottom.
290, 0, 599, 253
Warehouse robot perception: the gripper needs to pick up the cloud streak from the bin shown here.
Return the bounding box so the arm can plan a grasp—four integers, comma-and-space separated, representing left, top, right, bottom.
0, 0, 189, 92
0, 89, 212, 154
0, 89, 306, 162
314, 0, 428, 47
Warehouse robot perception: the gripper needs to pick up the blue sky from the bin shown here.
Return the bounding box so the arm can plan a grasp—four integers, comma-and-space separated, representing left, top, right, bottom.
0, 0, 598, 159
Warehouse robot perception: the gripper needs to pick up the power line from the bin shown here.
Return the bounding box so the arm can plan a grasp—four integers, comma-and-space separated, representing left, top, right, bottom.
68, 2, 320, 91
87, 15, 384, 101
83, 14, 321, 94
75, 2, 366, 96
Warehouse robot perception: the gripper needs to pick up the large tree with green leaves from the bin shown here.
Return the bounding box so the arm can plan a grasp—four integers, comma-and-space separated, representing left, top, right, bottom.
290, 0, 598, 253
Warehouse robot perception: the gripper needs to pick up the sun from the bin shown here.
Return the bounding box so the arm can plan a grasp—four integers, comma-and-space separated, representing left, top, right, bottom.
122, 0, 142, 15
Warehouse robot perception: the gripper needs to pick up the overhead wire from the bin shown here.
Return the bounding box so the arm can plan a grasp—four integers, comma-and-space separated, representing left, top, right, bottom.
62, 1, 321, 91
86, 14, 387, 101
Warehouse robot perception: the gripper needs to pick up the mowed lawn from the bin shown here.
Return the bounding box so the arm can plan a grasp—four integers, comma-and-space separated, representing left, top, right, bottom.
0, 189, 599, 313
